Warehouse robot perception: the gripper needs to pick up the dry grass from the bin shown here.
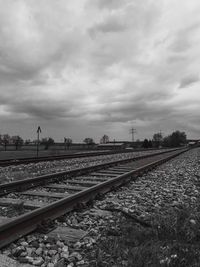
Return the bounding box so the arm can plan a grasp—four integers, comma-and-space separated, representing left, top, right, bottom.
88, 203, 200, 267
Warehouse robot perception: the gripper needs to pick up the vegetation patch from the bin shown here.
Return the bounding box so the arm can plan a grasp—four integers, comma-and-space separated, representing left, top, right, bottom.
86, 203, 200, 267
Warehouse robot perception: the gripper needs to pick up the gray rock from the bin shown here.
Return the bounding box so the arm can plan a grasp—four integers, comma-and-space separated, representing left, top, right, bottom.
18, 256, 30, 263
31, 240, 40, 248
12, 246, 25, 257
77, 260, 85, 265
62, 245, 69, 253
48, 249, 57, 256
35, 247, 43, 256
60, 252, 69, 259
20, 251, 28, 257
20, 241, 29, 247
57, 240, 65, 248
69, 252, 82, 261
0, 254, 32, 267
54, 258, 66, 267
32, 256, 44, 266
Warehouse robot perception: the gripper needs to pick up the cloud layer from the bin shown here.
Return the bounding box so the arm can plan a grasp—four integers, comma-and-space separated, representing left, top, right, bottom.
0, 0, 200, 141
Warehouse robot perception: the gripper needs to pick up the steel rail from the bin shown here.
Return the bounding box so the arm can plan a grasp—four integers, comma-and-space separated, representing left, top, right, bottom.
0, 148, 184, 196
0, 148, 188, 248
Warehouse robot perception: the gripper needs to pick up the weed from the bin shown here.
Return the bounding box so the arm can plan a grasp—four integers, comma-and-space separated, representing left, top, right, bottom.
14, 201, 25, 214
87, 202, 200, 267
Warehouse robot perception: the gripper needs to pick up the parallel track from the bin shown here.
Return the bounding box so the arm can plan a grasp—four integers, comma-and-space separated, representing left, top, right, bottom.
0, 148, 177, 167
0, 150, 133, 167
0, 148, 189, 248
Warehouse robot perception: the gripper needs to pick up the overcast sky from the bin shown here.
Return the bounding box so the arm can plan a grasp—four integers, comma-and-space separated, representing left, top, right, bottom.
0, 0, 199, 142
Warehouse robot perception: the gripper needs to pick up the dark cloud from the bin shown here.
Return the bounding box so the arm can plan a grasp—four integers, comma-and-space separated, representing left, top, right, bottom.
169, 22, 200, 53
89, 18, 126, 37
0, 0, 200, 141
167, 55, 186, 64
88, 0, 125, 10
5, 102, 68, 120
179, 75, 199, 88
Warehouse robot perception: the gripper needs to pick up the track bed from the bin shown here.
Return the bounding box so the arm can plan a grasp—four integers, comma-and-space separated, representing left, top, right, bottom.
0, 148, 188, 249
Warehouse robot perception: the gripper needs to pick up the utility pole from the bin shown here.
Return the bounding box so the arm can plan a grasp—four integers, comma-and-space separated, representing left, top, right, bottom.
113, 139, 116, 149
36, 126, 42, 157
129, 128, 136, 142
64, 137, 67, 150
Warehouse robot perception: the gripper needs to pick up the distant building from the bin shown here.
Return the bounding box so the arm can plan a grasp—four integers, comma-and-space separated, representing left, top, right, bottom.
97, 142, 126, 150
187, 139, 200, 147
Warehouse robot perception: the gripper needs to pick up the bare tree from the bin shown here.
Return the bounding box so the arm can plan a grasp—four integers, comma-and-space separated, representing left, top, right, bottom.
153, 132, 163, 147
100, 135, 109, 144
64, 138, 72, 150
41, 137, 54, 150
2, 136, 9, 151
12, 136, 23, 150
83, 138, 94, 148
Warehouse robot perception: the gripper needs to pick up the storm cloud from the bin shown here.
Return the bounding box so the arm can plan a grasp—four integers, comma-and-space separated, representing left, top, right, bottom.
0, 0, 200, 141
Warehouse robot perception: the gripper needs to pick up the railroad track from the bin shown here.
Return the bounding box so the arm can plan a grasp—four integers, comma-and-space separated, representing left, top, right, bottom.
0, 148, 175, 167
0, 150, 136, 167
0, 148, 189, 248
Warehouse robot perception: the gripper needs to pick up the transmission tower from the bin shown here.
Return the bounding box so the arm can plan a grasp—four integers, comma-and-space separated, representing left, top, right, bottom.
129, 128, 136, 142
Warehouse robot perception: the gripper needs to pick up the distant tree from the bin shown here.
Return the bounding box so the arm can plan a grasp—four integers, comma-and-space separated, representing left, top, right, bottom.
153, 132, 163, 148
64, 138, 72, 150
41, 137, 55, 150
83, 138, 94, 148
24, 139, 31, 145
148, 140, 153, 148
170, 131, 186, 147
134, 139, 141, 148
163, 136, 170, 147
162, 131, 187, 147
12, 136, 23, 150
142, 139, 149, 148
153, 132, 163, 142
2, 136, 9, 151
100, 135, 109, 144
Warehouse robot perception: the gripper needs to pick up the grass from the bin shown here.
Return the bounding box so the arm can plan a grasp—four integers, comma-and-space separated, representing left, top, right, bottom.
87, 202, 200, 267
14, 201, 25, 215
0, 150, 78, 160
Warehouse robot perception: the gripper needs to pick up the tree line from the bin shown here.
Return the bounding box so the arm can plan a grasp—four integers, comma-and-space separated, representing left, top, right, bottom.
142, 130, 187, 148
0, 134, 96, 151
0, 130, 187, 151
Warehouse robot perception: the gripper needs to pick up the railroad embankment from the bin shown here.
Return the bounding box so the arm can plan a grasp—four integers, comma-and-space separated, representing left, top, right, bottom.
1, 148, 199, 266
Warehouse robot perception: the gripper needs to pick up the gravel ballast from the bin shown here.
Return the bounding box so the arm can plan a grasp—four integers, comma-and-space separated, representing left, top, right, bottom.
1, 147, 199, 266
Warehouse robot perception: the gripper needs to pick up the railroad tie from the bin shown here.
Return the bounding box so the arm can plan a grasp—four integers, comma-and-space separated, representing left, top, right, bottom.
91, 172, 119, 177
77, 176, 108, 182
0, 198, 46, 209
108, 167, 133, 172
45, 184, 87, 191
99, 170, 127, 175
21, 190, 70, 199
67, 179, 98, 187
